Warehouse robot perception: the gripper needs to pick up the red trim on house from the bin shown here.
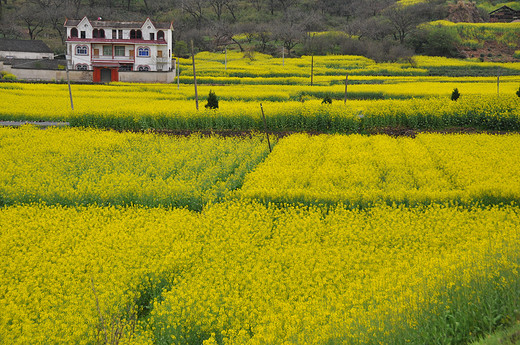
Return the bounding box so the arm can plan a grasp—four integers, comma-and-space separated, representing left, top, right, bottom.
66, 38, 167, 44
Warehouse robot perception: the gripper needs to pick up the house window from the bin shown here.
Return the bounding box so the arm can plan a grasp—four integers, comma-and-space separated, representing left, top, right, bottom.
157, 31, 164, 40
103, 45, 112, 56
114, 46, 125, 56
150, 33, 155, 40
76, 45, 88, 55
137, 47, 150, 57
137, 65, 150, 71
71, 28, 78, 38
80, 31, 86, 38
76, 64, 88, 70
112, 29, 116, 39
93, 29, 105, 38
130, 30, 142, 39
119, 65, 132, 71
118, 30, 123, 39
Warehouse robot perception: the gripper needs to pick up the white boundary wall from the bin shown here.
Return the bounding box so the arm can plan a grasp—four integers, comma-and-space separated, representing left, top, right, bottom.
119, 70, 175, 83
1, 61, 176, 83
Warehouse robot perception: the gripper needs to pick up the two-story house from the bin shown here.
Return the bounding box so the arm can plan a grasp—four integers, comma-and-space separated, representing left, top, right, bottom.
64, 17, 173, 82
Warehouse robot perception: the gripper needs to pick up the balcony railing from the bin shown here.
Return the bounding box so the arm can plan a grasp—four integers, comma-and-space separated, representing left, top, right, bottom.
155, 57, 170, 63
92, 54, 135, 62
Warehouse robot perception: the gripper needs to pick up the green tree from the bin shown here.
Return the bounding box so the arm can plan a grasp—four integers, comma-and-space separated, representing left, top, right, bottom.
205, 90, 219, 109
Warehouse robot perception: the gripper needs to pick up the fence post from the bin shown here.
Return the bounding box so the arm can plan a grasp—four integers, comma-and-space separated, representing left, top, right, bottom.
191, 40, 199, 110
344, 74, 349, 104
260, 103, 272, 153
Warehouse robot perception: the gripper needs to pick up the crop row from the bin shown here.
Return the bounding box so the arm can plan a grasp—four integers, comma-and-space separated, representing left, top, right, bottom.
1, 201, 519, 345
0, 126, 271, 210
2, 127, 519, 209
1, 82, 520, 132
177, 51, 520, 77
239, 133, 520, 207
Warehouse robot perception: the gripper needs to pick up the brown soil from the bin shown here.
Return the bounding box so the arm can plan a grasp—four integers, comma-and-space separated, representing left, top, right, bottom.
461, 41, 518, 63
146, 127, 513, 139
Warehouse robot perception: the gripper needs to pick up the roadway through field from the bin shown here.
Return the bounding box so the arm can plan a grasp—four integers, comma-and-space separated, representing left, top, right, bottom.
0, 121, 69, 128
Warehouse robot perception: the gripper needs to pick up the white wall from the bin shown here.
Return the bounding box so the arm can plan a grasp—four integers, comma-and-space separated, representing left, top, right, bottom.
119, 70, 175, 83
1, 65, 93, 82
0, 51, 54, 59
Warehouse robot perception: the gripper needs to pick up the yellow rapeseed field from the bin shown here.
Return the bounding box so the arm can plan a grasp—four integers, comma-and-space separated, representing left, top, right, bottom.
1, 202, 519, 344
2, 50, 520, 345
239, 133, 520, 206
0, 126, 271, 209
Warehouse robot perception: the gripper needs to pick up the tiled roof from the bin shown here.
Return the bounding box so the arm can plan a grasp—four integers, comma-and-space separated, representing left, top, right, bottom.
0, 39, 53, 53
64, 18, 172, 30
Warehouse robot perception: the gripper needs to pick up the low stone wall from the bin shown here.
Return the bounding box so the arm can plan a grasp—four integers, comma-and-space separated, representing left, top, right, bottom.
1, 62, 176, 83
119, 70, 176, 83
1, 64, 92, 82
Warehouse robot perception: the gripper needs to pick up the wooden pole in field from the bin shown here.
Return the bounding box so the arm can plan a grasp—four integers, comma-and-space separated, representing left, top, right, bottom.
344, 74, 349, 104
497, 72, 500, 97
311, 54, 314, 86
65, 56, 74, 111
177, 58, 180, 90
191, 40, 199, 110
260, 103, 272, 153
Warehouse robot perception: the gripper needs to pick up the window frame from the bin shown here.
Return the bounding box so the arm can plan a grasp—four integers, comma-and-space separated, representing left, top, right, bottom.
137, 46, 150, 57
114, 46, 125, 57
103, 45, 112, 56
75, 45, 89, 56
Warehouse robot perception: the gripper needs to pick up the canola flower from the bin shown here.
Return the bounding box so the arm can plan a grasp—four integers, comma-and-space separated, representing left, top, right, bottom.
0, 126, 271, 209
1, 201, 519, 344
239, 133, 520, 207
1, 83, 520, 132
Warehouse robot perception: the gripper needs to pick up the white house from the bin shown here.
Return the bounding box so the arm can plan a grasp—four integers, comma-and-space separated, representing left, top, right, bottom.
0, 39, 54, 59
64, 17, 174, 82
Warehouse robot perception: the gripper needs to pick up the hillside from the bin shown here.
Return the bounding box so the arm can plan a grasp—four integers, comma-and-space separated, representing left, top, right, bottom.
0, 0, 519, 61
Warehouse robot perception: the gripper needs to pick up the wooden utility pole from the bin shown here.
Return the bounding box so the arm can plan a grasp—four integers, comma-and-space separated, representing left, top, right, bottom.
310, 54, 314, 86
177, 58, 180, 90
344, 74, 349, 104
65, 58, 74, 111
191, 40, 199, 110
497, 72, 500, 97
260, 103, 272, 153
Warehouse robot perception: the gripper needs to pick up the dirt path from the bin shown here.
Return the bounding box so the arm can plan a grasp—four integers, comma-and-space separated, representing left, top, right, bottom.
0, 121, 69, 128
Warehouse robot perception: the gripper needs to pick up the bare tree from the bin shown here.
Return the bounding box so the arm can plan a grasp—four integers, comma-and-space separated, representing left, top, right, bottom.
273, 20, 304, 56
16, 1, 46, 39
383, 2, 433, 44
383, 4, 417, 44
224, 0, 238, 22
207, 0, 226, 21
182, 0, 207, 29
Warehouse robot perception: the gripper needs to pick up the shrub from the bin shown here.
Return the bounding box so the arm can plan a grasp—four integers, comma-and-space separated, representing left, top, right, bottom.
1, 73, 18, 81
321, 94, 332, 104
451, 88, 460, 101
516, 86, 520, 98
205, 90, 219, 109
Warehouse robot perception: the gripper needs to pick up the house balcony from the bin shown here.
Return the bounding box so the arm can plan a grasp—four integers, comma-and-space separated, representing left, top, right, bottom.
92, 54, 135, 63
155, 57, 170, 63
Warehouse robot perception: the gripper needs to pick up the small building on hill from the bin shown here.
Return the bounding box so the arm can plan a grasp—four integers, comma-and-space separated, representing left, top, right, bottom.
489, 6, 520, 22
0, 39, 54, 60
64, 16, 175, 83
